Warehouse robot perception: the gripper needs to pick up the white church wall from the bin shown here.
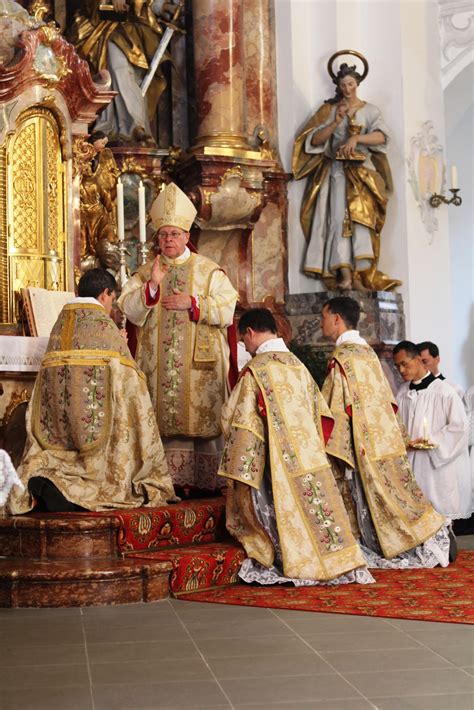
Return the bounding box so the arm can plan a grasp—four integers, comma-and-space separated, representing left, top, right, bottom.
445, 63, 474, 390
276, 0, 458, 378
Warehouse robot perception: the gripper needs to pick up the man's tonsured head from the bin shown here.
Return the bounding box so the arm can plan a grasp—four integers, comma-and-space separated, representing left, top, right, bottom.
321, 296, 360, 342
238, 308, 277, 356
417, 341, 440, 376
150, 183, 197, 259
78, 268, 117, 315
393, 340, 427, 382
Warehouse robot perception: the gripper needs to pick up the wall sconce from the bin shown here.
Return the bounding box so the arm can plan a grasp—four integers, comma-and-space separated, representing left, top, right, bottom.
429, 165, 462, 208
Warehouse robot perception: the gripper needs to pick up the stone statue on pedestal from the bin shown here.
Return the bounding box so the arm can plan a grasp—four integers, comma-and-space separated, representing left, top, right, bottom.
292, 50, 400, 292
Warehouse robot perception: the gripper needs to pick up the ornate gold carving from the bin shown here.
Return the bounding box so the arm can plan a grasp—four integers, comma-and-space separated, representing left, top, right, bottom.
220, 166, 244, 184
0, 146, 7, 323
4, 108, 68, 322
1, 388, 30, 427
119, 157, 147, 176
28, 0, 52, 22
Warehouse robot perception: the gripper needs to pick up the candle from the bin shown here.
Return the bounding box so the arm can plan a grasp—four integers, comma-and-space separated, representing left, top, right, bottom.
451, 165, 458, 190
117, 177, 124, 242
423, 417, 428, 442
138, 180, 146, 244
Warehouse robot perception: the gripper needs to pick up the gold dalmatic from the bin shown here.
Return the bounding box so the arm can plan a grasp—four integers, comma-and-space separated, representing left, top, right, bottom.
9, 304, 175, 513
322, 342, 444, 558
219, 352, 367, 581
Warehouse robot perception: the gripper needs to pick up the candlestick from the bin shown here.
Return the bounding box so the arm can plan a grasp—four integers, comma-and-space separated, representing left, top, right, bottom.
423, 417, 428, 442
117, 177, 124, 242
451, 165, 458, 190
138, 180, 146, 244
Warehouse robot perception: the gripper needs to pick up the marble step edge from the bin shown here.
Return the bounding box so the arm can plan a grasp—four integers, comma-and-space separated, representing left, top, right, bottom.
0, 558, 173, 608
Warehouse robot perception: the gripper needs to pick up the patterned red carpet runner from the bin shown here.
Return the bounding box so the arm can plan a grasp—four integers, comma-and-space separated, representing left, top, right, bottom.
80, 497, 245, 594
179, 550, 474, 624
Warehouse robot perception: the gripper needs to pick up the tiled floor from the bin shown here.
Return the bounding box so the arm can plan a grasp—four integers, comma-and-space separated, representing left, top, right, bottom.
0, 538, 473, 710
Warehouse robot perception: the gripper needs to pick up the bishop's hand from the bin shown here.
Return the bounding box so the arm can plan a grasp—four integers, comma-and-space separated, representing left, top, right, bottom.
161, 288, 192, 311
149, 255, 168, 289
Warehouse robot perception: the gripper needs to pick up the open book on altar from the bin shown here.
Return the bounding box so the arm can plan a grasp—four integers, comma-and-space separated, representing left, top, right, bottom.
21, 287, 75, 337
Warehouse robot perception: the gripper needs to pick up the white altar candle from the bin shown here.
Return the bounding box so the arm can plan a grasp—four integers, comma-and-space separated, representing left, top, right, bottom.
423, 417, 428, 442
451, 165, 458, 190
117, 177, 125, 241
138, 180, 146, 243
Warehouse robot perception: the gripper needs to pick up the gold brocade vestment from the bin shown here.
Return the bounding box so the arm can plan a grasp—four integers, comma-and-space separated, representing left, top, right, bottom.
9, 303, 175, 513
322, 342, 444, 558
219, 352, 367, 581
118, 252, 238, 439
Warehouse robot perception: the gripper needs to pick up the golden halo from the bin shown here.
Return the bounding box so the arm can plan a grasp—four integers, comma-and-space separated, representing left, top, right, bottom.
327, 50, 369, 82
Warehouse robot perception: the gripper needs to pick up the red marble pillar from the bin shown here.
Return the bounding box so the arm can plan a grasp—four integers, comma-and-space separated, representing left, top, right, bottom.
191, 0, 249, 150
242, 0, 279, 152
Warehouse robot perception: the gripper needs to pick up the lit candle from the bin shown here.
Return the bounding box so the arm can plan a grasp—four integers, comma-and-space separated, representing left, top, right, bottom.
138, 180, 146, 244
423, 417, 428, 442
117, 177, 125, 241
450, 165, 458, 190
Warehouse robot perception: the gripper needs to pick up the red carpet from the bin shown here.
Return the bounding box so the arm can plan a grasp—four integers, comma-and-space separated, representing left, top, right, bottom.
70, 498, 227, 552
130, 542, 246, 594
179, 550, 474, 624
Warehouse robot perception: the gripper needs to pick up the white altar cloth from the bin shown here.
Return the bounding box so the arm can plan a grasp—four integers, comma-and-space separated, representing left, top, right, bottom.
0, 336, 48, 373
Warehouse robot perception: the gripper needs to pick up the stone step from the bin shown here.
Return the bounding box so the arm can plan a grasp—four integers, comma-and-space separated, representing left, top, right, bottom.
0, 557, 173, 608
129, 541, 246, 595
0, 514, 120, 560
0, 497, 227, 560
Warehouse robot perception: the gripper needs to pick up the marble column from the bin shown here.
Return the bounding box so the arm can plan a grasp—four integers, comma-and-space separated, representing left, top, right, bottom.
243, 0, 279, 152
191, 0, 249, 150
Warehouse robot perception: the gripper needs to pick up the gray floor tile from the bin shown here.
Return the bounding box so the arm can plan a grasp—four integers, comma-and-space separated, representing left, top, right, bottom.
386, 619, 474, 640
1, 622, 85, 646
0, 607, 82, 619
84, 622, 189, 644
345, 667, 474, 697
0, 642, 87, 667
303, 629, 422, 652
207, 652, 335, 679
432, 641, 474, 667
371, 694, 474, 710
195, 635, 313, 658
90, 657, 213, 685
173, 601, 273, 619
0, 663, 90, 689
273, 611, 390, 632
82, 599, 172, 615
185, 617, 294, 640
87, 639, 200, 664
321, 647, 453, 673
220, 674, 364, 705
463, 667, 474, 676
92, 680, 230, 709
81, 612, 184, 631
233, 702, 374, 710
0, 686, 93, 710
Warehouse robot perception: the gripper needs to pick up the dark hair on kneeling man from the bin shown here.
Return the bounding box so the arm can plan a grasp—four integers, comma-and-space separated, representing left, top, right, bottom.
323, 296, 360, 329
78, 268, 117, 299
238, 308, 278, 335
393, 340, 420, 358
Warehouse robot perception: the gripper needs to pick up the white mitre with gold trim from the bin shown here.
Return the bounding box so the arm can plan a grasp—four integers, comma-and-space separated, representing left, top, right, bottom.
150, 182, 197, 231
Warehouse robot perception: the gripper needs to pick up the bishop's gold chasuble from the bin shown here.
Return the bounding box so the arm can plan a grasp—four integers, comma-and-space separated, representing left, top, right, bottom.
9, 303, 175, 513
118, 253, 237, 438
322, 342, 444, 559
219, 352, 367, 581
